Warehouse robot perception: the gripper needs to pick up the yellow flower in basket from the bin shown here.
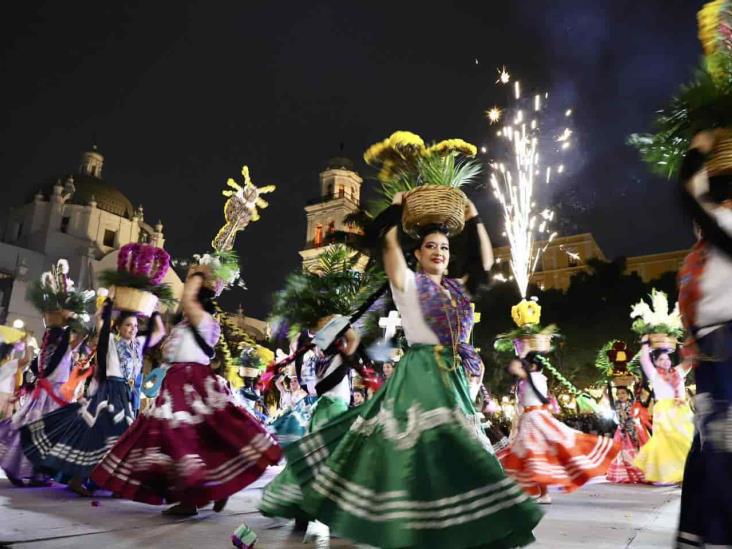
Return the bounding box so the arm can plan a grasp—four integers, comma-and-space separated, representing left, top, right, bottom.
511, 299, 541, 328
427, 139, 478, 158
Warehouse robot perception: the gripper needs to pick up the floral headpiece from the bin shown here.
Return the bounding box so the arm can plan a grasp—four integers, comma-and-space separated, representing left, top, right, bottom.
27, 259, 95, 326
630, 289, 684, 339
99, 243, 176, 307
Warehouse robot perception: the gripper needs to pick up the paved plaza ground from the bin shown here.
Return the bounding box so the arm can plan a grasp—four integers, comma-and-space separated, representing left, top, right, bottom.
0, 467, 680, 548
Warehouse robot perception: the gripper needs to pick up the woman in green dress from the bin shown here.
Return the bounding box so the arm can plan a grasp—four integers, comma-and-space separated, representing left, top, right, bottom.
283, 195, 543, 548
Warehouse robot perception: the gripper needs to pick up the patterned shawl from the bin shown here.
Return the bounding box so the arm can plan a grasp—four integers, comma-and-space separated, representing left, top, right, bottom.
415, 273, 482, 375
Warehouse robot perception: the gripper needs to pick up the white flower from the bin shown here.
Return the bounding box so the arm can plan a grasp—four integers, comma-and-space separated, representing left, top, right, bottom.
41, 272, 57, 292
630, 301, 651, 321
81, 290, 95, 301
56, 259, 70, 274
651, 289, 669, 319
79, 313, 90, 323
668, 302, 683, 330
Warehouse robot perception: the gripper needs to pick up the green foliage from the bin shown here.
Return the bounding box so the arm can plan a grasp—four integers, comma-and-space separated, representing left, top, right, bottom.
98, 270, 177, 306
26, 280, 94, 315
476, 256, 679, 396
594, 340, 641, 380
629, 57, 732, 178
368, 154, 482, 215
270, 245, 386, 333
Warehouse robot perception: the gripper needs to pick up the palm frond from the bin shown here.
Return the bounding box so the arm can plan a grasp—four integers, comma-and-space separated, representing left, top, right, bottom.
629, 58, 732, 178
269, 245, 385, 333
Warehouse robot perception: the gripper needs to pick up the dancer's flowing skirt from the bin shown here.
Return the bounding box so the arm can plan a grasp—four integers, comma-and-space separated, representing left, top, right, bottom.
633, 398, 693, 484
90, 362, 282, 506
499, 407, 619, 495
677, 325, 732, 547
0, 383, 66, 479
269, 395, 317, 448
282, 344, 542, 549
259, 394, 349, 521
606, 428, 646, 484
21, 377, 134, 479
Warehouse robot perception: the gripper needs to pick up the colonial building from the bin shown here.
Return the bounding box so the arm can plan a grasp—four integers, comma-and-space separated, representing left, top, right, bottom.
493, 233, 688, 291
299, 156, 365, 271
0, 147, 182, 336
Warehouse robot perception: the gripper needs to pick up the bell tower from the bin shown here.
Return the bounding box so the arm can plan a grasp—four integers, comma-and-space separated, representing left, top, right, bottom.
299, 155, 365, 271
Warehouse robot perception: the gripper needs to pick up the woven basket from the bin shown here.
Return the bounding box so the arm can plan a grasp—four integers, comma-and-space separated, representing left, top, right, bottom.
402, 185, 467, 237
43, 310, 67, 328
706, 129, 732, 176
518, 334, 553, 354
239, 366, 261, 379
648, 333, 678, 351
612, 373, 635, 387
114, 286, 158, 317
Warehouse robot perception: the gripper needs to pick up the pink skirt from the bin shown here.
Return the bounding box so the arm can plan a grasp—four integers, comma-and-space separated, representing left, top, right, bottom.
607, 428, 647, 484
91, 362, 281, 506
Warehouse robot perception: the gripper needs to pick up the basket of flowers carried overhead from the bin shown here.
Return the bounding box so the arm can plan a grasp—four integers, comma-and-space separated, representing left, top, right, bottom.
364, 131, 482, 237
494, 298, 559, 356
629, 0, 732, 180
630, 289, 684, 351
99, 243, 175, 317
27, 259, 96, 329
595, 340, 640, 388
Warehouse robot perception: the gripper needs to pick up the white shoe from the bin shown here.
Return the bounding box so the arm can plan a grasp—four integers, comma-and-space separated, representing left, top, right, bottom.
535, 493, 552, 504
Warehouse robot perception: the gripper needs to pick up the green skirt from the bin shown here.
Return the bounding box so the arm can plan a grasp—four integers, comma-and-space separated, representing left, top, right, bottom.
259, 395, 349, 520
284, 344, 543, 549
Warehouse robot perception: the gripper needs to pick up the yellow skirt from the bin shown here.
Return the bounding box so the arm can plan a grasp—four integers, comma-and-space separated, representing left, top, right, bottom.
634, 398, 694, 483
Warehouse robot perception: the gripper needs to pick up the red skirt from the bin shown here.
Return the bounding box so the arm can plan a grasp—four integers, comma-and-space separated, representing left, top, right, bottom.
606, 428, 646, 484
499, 408, 619, 495
90, 362, 281, 506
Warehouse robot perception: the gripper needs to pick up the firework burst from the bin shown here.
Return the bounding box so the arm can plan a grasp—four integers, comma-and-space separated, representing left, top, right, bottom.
488, 68, 574, 297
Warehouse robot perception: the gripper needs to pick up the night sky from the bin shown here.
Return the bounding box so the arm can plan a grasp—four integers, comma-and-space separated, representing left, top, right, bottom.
0, 1, 706, 318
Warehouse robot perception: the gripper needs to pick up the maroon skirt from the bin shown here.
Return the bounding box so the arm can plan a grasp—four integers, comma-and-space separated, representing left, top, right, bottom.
90, 362, 281, 506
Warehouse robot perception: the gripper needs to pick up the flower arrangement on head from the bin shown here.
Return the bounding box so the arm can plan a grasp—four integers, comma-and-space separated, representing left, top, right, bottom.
363, 130, 482, 236
269, 245, 385, 340
239, 344, 274, 379
211, 165, 276, 252
26, 259, 95, 330
595, 340, 640, 388
174, 164, 273, 298
493, 297, 559, 356
630, 289, 684, 350
629, 1, 732, 178
99, 243, 175, 316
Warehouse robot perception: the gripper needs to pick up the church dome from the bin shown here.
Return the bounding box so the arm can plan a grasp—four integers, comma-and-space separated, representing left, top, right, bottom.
324, 155, 356, 172
33, 174, 136, 219
29, 148, 136, 219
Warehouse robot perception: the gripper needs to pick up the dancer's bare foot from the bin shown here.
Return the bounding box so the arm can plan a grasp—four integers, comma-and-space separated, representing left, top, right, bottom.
213, 498, 228, 512
162, 503, 198, 517
68, 477, 92, 497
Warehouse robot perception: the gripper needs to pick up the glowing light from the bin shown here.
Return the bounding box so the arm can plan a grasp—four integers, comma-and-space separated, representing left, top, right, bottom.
480, 146, 488, 154
496, 66, 511, 84
486, 68, 575, 297
565, 109, 573, 117
486, 107, 502, 124
12, 319, 24, 330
